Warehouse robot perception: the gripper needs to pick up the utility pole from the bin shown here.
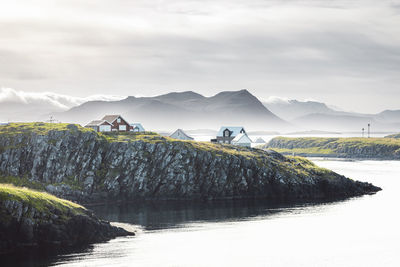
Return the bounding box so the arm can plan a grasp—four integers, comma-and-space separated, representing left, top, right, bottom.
362, 128, 365, 138
368, 123, 371, 138
47, 116, 56, 123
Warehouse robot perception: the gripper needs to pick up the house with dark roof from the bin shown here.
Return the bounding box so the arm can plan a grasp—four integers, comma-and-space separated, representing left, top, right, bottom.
213, 126, 247, 144
85, 115, 131, 132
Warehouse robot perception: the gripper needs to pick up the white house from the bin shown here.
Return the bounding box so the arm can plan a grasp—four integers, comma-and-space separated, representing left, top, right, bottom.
214, 126, 246, 144
85, 120, 113, 132
169, 129, 194, 140
231, 133, 252, 147
130, 123, 145, 132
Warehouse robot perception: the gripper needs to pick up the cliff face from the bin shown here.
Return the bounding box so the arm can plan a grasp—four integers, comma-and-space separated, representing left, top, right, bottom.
265, 137, 400, 159
0, 123, 380, 203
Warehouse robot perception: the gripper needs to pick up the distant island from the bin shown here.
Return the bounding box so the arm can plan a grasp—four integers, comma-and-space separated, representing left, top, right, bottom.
385, 132, 400, 138
262, 137, 400, 159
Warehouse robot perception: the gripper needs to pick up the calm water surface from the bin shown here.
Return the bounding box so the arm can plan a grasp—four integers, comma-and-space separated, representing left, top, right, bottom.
6, 160, 400, 266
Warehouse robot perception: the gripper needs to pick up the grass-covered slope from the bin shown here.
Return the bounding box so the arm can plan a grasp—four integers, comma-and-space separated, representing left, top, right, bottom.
0, 183, 85, 216
0, 123, 381, 202
263, 137, 400, 159
0, 183, 133, 254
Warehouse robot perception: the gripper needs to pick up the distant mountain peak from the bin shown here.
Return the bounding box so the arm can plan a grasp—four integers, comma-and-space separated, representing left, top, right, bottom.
53, 88, 290, 131
154, 91, 205, 101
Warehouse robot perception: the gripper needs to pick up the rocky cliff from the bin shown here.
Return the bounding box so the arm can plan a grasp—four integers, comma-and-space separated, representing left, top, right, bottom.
264, 137, 400, 159
0, 184, 133, 255
0, 123, 380, 203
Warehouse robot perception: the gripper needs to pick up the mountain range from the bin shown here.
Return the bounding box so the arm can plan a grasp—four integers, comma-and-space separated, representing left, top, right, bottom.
263, 98, 400, 132
1, 88, 399, 132
52, 89, 291, 131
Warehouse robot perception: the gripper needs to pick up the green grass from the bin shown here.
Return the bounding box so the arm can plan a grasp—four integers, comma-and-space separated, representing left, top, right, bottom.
0, 122, 94, 136
0, 183, 85, 215
100, 131, 165, 143
0, 174, 83, 191
0, 175, 46, 191
179, 139, 264, 160
283, 156, 336, 178
269, 147, 335, 155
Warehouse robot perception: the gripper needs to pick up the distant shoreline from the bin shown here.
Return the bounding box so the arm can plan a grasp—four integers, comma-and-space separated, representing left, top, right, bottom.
262, 136, 400, 160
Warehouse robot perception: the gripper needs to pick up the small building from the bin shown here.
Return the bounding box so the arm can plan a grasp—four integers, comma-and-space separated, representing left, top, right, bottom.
85, 115, 130, 132
130, 123, 145, 132
169, 129, 194, 140
85, 120, 112, 132
214, 126, 246, 144
232, 133, 252, 147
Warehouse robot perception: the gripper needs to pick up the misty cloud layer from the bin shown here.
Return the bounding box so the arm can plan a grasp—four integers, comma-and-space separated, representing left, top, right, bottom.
0, 0, 399, 113
0, 88, 124, 110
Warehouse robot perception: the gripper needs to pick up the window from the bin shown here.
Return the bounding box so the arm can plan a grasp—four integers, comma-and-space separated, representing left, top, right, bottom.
224, 129, 230, 137
117, 118, 121, 123
119, 125, 127, 131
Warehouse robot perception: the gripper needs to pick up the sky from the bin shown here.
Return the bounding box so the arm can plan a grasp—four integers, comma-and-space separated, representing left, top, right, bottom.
0, 0, 399, 113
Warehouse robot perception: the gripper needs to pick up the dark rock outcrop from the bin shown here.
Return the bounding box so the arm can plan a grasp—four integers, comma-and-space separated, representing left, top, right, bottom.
0, 196, 134, 255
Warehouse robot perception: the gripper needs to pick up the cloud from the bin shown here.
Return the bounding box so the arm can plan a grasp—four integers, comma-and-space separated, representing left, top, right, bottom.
0, 88, 125, 111
263, 96, 291, 104
0, 0, 399, 112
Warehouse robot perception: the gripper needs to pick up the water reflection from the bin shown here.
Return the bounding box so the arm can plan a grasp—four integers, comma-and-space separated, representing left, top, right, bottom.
89, 198, 349, 231
2, 198, 349, 267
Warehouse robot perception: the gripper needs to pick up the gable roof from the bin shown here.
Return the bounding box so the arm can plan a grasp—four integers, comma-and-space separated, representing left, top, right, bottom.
130, 123, 145, 131
169, 129, 194, 140
255, 137, 266, 143
101, 115, 128, 124
217, 126, 246, 137
85, 120, 112, 127
232, 133, 252, 143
